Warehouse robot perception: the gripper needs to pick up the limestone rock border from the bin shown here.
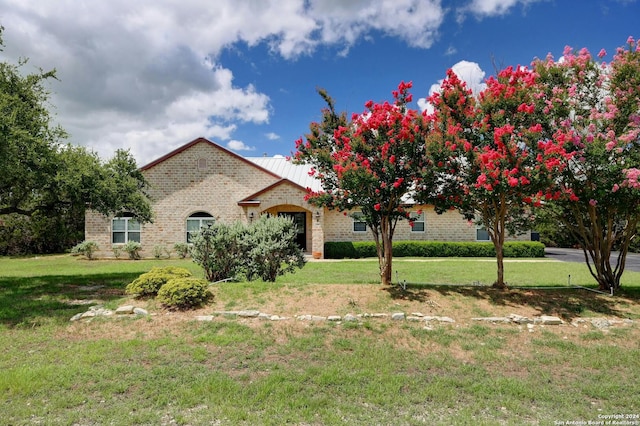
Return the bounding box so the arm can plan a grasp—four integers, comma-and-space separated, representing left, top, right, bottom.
70, 307, 635, 331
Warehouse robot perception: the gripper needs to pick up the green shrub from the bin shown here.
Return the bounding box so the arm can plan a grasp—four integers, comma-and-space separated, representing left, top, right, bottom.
122, 241, 142, 259
70, 241, 99, 260
353, 242, 377, 258
125, 266, 192, 297
503, 241, 545, 257
190, 221, 246, 282
173, 242, 190, 259
322, 242, 359, 259
157, 277, 211, 310
152, 245, 171, 259
190, 216, 306, 282
324, 241, 545, 259
112, 245, 123, 258
242, 215, 306, 282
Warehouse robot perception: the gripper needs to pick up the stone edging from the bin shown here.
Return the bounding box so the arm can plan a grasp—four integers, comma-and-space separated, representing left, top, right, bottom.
70, 304, 148, 321
70, 306, 635, 331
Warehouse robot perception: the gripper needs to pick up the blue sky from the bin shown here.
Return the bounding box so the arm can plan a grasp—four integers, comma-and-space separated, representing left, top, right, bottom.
0, 0, 638, 165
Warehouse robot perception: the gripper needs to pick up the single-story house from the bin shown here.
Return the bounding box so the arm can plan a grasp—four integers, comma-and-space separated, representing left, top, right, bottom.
85, 137, 529, 258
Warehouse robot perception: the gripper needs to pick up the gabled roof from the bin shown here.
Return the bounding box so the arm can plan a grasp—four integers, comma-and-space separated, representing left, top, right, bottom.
138, 137, 324, 204
238, 178, 309, 206
139, 137, 281, 180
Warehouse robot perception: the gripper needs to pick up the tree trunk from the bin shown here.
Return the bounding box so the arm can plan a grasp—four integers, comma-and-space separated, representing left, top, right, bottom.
487, 200, 508, 289
379, 216, 393, 286
582, 246, 620, 292
493, 241, 506, 289
382, 236, 393, 285
570, 206, 638, 293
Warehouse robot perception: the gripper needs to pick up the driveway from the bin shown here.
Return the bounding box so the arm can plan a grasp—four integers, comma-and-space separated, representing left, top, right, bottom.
545, 247, 640, 273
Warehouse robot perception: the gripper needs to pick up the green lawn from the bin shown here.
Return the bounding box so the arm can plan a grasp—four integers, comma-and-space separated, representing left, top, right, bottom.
1, 254, 639, 425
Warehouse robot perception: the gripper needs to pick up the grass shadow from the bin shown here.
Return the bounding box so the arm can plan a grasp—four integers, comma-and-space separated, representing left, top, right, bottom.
0, 272, 141, 328
383, 285, 433, 303
384, 282, 640, 321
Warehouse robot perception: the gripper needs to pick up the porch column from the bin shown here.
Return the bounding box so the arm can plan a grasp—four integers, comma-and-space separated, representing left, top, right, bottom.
311, 209, 325, 258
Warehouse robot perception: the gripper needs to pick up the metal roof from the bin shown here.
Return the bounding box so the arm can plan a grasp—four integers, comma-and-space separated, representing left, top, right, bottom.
247, 156, 322, 192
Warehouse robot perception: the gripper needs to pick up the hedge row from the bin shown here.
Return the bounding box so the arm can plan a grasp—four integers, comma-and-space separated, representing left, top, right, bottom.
324, 241, 545, 259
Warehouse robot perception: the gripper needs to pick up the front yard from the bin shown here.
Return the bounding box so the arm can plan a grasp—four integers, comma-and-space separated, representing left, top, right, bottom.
1, 255, 639, 425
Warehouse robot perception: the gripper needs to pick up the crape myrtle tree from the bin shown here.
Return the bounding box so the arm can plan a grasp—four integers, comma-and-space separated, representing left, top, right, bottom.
419, 66, 569, 288
293, 82, 431, 285
532, 38, 640, 292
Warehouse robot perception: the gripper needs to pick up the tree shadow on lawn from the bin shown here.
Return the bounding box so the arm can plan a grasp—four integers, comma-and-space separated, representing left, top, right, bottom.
384, 283, 640, 321
0, 272, 139, 328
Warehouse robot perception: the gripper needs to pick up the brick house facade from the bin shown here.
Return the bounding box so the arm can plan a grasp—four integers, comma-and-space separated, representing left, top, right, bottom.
85, 137, 529, 258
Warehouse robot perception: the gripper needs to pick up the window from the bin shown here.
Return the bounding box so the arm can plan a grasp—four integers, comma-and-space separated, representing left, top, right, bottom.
410, 211, 425, 232
476, 225, 490, 241
187, 212, 215, 243
352, 212, 367, 232
112, 216, 141, 244
197, 158, 207, 170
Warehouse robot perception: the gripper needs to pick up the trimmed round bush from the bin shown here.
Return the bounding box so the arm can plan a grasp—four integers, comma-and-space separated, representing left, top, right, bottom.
125, 266, 192, 297
156, 277, 211, 310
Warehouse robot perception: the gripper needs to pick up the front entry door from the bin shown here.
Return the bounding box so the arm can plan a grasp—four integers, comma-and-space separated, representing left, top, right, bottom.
278, 212, 306, 250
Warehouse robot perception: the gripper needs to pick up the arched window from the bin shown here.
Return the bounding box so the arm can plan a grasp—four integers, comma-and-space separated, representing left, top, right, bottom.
112, 213, 141, 244
187, 212, 215, 243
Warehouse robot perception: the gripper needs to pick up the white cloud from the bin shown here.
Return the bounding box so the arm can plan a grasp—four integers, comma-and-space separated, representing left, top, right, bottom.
466, 0, 520, 16
418, 60, 487, 114
0, 0, 446, 165
265, 132, 280, 140
457, 0, 544, 22
309, 0, 445, 49
226, 140, 256, 151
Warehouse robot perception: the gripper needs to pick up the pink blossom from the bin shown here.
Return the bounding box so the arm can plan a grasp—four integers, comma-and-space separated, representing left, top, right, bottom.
508, 176, 519, 187
598, 49, 607, 58
605, 141, 616, 151
589, 199, 597, 206
374, 203, 381, 211
517, 103, 535, 114
623, 168, 640, 189
528, 123, 542, 133
627, 36, 635, 45
613, 184, 620, 192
